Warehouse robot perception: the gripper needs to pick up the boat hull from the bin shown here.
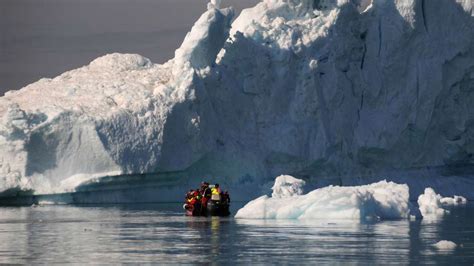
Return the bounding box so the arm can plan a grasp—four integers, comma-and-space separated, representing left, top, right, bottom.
184, 200, 230, 217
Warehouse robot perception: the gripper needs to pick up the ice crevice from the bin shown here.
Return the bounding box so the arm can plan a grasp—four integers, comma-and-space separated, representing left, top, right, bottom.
420, 0, 428, 33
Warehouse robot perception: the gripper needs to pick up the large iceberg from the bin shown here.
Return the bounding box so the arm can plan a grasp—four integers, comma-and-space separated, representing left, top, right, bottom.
235, 175, 412, 220
0, 0, 474, 202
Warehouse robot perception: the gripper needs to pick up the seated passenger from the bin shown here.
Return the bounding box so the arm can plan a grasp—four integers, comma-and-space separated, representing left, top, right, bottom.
211, 184, 221, 201
222, 191, 230, 204
186, 190, 194, 202
203, 183, 211, 198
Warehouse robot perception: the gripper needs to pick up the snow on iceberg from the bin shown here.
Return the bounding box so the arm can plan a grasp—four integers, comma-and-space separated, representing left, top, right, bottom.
0, 0, 474, 201
417, 187, 468, 218
0, 53, 168, 194
235, 176, 411, 221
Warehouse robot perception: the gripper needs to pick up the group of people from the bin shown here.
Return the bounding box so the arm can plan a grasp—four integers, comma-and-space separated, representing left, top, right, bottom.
184, 182, 230, 216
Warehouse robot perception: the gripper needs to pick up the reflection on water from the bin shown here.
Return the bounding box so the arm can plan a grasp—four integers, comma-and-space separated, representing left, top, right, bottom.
0, 203, 472, 264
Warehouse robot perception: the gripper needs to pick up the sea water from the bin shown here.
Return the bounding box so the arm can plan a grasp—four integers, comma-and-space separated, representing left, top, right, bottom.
0, 203, 473, 264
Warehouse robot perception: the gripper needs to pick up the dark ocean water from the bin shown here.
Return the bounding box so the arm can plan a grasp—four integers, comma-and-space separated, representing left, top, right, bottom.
0, 202, 473, 264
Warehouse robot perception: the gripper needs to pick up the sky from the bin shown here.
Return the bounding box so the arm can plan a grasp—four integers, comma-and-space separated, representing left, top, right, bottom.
0, 0, 259, 95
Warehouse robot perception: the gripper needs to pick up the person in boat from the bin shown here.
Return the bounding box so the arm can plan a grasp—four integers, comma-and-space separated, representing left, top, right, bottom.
200, 182, 211, 215
184, 190, 196, 211
194, 189, 203, 212
208, 184, 231, 216
211, 183, 221, 200
185, 190, 194, 203
185, 190, 190, 200
204, 182, 211, 198
185, 189, 202, 215
222, 190, 230, 204
200, 182, 211, 197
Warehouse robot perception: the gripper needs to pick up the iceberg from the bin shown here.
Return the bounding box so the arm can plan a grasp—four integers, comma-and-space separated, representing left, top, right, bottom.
235, 175, 412, 221
0, 0, 474, 202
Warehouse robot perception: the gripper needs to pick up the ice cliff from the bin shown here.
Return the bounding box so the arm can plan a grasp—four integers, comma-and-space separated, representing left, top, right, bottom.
0, 0, 474, 202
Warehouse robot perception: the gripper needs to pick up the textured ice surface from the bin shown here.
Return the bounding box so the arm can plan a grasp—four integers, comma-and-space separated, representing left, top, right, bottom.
235, 176, 411, 220
0, 0, 474, 199
271, 175, 306, 198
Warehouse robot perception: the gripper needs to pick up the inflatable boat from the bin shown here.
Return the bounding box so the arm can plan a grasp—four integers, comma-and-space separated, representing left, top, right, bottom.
184, 199, 230, 217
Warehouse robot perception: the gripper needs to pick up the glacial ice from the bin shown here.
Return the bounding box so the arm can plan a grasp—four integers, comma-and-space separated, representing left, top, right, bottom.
0, 0, 474, 201
235, 176, 411, 220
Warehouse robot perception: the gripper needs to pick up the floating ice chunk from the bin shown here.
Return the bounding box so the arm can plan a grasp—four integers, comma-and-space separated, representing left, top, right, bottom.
433, 240, 457, 251
235, 176, 410, 221
417, 188, 468, 219
417, 188, 448, 218
440, 195, 468, 206
271, 175, 305, 198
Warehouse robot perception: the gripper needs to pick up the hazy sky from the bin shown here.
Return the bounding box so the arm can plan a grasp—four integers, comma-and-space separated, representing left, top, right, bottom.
0, 0, 259, 94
